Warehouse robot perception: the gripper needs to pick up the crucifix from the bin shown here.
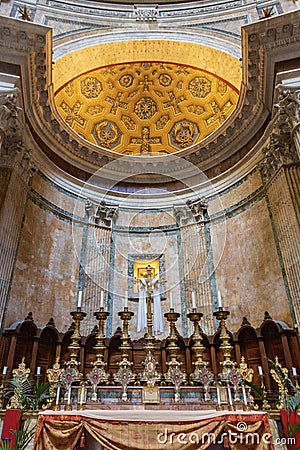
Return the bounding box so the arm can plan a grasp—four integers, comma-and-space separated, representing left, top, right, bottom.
134, 264, 165, 349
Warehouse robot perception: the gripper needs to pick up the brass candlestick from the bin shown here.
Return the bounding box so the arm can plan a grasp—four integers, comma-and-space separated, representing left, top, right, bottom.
118, 307, 134, 360
187, 310, 208, 373
187, 309, 214, 400
213, 309, 235, 382
94, 308, 109, 364
68, 309, 86, 363
88, 307, 110, 401
114, 307, 135, 400
165, 309, 180, 365
61, 308, 86, 408
164, 308, 185, 401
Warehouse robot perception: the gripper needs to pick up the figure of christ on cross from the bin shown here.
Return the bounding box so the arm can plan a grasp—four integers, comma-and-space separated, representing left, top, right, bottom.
135, 264, 165, 335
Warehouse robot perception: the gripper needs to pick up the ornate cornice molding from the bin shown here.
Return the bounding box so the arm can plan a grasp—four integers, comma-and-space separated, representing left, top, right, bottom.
259, 85, 300, 183
33, 0, 258, 22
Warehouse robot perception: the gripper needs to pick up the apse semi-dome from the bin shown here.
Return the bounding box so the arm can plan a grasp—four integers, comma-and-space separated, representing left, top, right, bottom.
53, 39, 241, 157
55, 61, 239, 156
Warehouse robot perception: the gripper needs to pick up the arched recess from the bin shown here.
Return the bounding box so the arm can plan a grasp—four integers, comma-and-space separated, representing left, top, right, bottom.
107, 332, 123, 376
14, 321, 37, 370
260, 320, 286, 392
60, 330, 73, 366
260, 321, 285, 363
84, 334, 97, 376
237, 326, 261, 386
176, 336, 188, 375
36, 327, 59, 382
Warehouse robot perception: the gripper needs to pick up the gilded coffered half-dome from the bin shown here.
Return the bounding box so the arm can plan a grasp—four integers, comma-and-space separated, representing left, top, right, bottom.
55, 61, 239, 155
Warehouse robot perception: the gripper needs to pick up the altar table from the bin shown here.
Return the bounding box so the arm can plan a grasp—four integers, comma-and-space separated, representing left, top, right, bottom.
33, 409, 274, 450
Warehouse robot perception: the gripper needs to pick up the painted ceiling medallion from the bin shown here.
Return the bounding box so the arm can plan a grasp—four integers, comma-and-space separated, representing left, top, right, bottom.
55, 62, 239, 156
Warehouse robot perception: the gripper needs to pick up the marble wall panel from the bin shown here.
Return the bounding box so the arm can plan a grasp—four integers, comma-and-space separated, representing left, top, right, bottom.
115, 209, 176, 228
6, 199, 82, 332
31, 174, 85, 218
212, 198, 291, 330
110, 230, 181, 340
209, 171, 263, 216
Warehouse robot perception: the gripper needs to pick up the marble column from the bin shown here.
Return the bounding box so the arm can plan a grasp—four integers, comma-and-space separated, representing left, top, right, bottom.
174, 198, 214, 335
80, 199, 118, 335
0, 148, 37, 330
260, 85, 300, 329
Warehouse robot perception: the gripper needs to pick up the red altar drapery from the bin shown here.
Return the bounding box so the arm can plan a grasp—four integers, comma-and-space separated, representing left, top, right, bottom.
33, 411, 274, 450
1, 409, 22, 448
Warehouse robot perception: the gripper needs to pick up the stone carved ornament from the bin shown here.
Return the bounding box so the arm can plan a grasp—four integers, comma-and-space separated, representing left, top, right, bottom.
133, 5, 159, 21
260, 87, 300, 182
173, 197, 208, 226
0, 87, 23, 159
85, 199, 118, 228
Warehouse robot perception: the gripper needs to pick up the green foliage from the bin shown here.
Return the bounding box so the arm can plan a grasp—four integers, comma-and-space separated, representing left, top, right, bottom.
243, 379, 264, 399
14, 420, 37, 450
1, 378, 53, 449
0, 441, 12, 450
286, 392, 300, 413
268, 358, 297, 395
267, 358, 300, 412
0, 420, 36, 450
3, 378, 53, 411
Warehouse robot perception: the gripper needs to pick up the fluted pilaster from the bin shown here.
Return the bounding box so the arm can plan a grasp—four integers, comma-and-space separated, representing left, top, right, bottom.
0, 150, 37, 329
267, 164, 300, 327
174, 199, 214, 335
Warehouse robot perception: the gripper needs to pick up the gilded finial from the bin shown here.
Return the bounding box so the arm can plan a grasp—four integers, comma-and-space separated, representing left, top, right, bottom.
259, 6, 274, 19
18, 5, 32, 21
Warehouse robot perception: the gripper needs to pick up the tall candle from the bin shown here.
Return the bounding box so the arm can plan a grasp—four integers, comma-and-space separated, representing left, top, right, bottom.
100, 290, 104, 308
242, 384, 247, 406
292, 367, 297, 377
77, 291, 83, 309
216, 384, 221, 406
217, 290, 222, 309
55, 385, 60, 405
169, 292, 173, 309
67, 386, 72, 405
80, 385, 85, 405
2, 366, 7, 375
258, 365, 263, 376
192, 291, 196, 309
124, 291, 128, 308
36, 366, 41, 376
227, 384, 233, 406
